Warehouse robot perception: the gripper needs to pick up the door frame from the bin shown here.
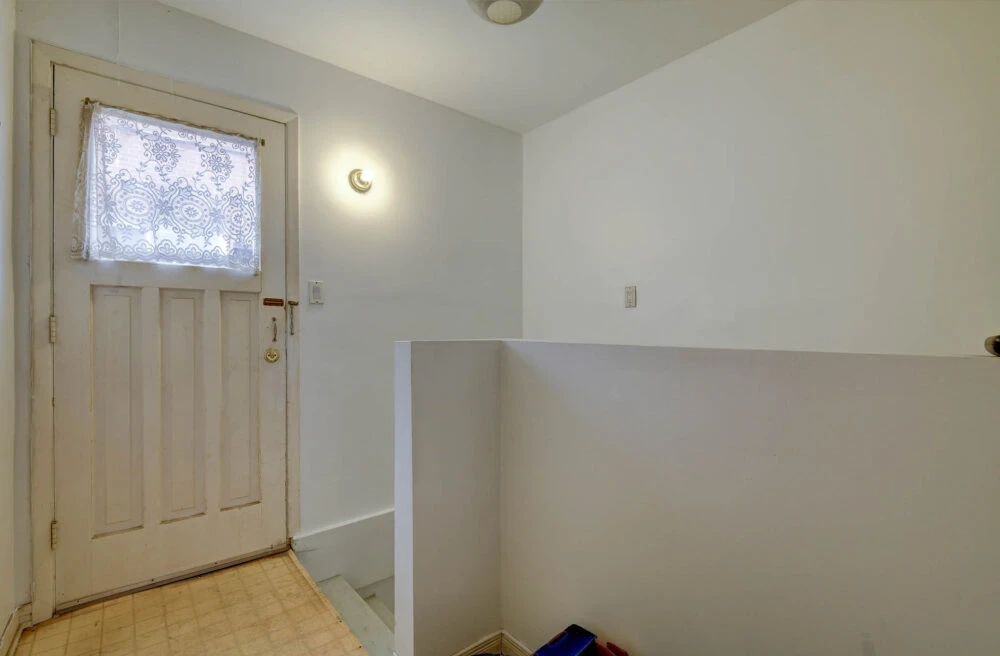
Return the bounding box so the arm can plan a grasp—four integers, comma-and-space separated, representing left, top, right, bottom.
28, 42, 302, 624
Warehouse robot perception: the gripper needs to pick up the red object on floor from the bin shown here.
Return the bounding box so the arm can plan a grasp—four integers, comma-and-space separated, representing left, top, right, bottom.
593, 643, 628, 656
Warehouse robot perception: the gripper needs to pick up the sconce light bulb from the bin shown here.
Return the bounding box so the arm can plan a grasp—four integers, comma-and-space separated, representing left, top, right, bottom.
349, 168, 374, 193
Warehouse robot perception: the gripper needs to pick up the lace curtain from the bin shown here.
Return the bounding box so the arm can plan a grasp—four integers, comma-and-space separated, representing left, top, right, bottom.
73, 103, 261, 274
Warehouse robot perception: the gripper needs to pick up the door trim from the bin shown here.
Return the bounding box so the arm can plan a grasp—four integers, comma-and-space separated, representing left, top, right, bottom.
28, 42, 302, 624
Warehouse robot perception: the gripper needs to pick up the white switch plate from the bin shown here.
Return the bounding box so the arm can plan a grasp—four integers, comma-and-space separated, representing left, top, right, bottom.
625, 285, 637, 309
309, 280, 325, 305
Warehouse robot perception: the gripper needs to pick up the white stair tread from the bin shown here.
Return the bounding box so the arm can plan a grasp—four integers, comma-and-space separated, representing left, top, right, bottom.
365, 594, 396, 631
318, 575, 395, 656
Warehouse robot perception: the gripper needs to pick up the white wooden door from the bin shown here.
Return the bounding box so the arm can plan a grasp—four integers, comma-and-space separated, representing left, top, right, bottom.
52, 65, 288, 608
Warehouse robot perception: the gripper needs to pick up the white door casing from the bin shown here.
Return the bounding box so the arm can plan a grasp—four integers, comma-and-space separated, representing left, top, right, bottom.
50, 64, 289, 609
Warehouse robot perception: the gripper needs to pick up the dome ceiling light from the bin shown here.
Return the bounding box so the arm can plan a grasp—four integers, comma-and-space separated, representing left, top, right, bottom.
467, 0, 543, 26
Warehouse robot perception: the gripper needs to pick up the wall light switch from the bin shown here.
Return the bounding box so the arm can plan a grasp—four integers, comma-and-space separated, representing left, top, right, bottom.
625, 285, 637, 309
309, 281, 325, 305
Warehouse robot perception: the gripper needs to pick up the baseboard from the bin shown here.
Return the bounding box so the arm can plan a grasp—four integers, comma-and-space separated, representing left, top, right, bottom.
448, 630, 531, 656
1, 604, 31, 656
0, 611, 16, 656
450, 630, 503, 656
292, 508, 394, 588
501, 631, 533, 656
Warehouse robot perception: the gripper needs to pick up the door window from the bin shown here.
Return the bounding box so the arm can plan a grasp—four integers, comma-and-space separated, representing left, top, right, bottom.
73, 103, 261, 273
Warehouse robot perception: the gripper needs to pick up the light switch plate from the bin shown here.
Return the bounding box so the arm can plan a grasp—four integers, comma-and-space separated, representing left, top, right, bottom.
625, 285, 637, 309
309, 281, 325, 305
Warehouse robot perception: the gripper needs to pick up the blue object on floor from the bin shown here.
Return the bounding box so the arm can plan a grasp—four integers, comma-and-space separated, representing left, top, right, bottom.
535, 624, 598, 656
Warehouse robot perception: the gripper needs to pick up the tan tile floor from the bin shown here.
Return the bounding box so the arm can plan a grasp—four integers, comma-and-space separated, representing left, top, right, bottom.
14, 552, 370, 656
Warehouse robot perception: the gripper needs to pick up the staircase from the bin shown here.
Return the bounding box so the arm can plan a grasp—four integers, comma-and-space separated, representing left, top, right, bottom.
317, 575, 396, 656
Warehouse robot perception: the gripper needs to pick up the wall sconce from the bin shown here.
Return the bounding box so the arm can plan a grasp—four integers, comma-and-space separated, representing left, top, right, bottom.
349, 168, 373, 193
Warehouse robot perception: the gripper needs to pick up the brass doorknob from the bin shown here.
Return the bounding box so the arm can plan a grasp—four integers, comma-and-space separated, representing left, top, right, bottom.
264, 348, 280, 363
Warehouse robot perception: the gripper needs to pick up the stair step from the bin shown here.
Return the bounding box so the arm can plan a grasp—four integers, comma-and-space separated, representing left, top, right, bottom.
318, 576, 395, 656
364, 594, 396, 630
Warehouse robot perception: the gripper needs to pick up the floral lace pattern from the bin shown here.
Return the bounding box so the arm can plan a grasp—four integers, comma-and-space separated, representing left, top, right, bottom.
73, 104, 261, 274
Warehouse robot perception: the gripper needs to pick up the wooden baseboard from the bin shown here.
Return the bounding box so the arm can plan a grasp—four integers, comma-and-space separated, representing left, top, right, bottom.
449, 630, 532, 656
450, 631, 503, 656
0, 611, 16, 656
501, 631, 533, 656
291, 509, 394, 588
1, 604, 31, 656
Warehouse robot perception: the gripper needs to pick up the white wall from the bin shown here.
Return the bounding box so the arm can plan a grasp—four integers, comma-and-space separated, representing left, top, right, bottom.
12, 0, 522, 588
294, 507, 394, 589
1, 0, 17, 635
500, 343, 1000, 655
395, 341, 502, 656
396, 340, 1000, 656
523, 0, 1000, 356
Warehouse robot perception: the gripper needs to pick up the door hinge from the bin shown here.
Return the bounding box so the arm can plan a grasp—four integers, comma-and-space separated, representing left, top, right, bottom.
49, 315, 57, 344
50, 520, 59, 550
49, 107, 57, 136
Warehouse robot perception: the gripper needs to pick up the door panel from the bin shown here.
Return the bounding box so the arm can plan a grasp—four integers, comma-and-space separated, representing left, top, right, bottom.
160, 289, 206, 522
91, 286, 144, 537
220, 291, 261, 509
52, 65, 288, 607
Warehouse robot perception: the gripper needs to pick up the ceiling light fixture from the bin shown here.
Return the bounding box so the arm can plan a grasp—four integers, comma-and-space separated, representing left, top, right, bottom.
467, 0, 543, 26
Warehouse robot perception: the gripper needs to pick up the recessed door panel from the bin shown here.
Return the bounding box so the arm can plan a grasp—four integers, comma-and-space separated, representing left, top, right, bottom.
160, 289, 206, 522
92, 286, 144, 536
220, 292, 261, 509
